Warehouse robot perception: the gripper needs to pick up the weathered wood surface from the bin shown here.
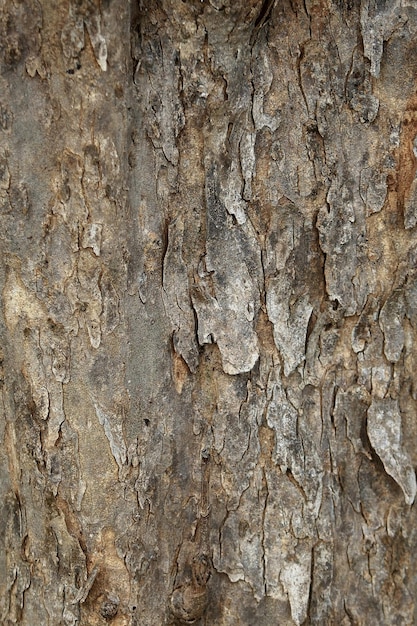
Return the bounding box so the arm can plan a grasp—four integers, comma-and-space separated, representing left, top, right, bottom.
1, 1, 417, 624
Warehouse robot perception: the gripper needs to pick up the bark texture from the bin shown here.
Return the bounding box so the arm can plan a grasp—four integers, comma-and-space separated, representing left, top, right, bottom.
1, 1, 417, 624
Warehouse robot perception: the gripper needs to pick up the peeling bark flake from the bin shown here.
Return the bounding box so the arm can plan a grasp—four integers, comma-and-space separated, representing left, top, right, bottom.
367, 398, 416, 505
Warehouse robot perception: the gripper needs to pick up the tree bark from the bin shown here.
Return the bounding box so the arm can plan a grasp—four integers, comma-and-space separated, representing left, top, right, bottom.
1, 1, 417, 624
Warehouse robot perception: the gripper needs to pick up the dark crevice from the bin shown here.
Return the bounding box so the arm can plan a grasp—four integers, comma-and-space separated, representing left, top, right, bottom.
254, 0, 276, 29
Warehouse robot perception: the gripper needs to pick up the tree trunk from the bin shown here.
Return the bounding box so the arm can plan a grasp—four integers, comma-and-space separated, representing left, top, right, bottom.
1, 1, 417, 624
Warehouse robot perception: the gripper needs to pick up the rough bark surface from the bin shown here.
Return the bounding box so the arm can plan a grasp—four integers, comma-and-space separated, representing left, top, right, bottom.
1, 1, 417, 624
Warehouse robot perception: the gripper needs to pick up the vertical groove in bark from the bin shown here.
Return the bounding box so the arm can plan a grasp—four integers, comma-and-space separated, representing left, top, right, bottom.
1, 1, 417, 625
